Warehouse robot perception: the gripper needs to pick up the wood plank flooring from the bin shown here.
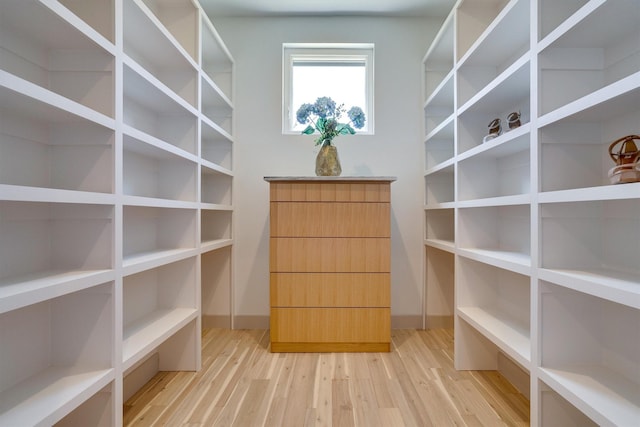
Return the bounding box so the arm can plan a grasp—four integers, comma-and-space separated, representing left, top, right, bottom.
124, 329, 530, 426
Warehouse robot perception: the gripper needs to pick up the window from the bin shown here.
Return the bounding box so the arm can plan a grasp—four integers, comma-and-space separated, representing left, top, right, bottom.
283, 43, 374, 134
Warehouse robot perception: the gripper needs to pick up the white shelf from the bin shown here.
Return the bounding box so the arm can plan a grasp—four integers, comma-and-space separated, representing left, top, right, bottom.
0, 1, 115, 117
425, 0, 640, 424
424, 80, 455, 137
457, 57, 530, 155
201, 238, 234, 253
1, 0, 234, 423
538, 72, 640, 128
458, 137, 530, 201
457, 0, 530, 107
539, 182, 640, 204
200, 13, 234, 102
0, 81, 115, 194
424, 69, 454, 109
123, 124, 198, 164
424, 164, 454, 205
122, 248, 198, 277
538, 366, 640, 427
539, 268, 640, 310
0, 269, 114, 315
458, 307, 530, 369
201, 210, 232, 243
0, 282, 114, 425
540, 282, 640, 426
457, 193, 531, 208
122, 308, 198, 371
456, 0, 512, 62
123, 62, 198, 155
124, 0, 197, 108
538, 0, 594, 44
422, 9, 454, 102
538, 0, 640, 116
0, 71, 115, 131
0, 185, 115, 205
424, 238, 455, 253
424, 118, 455, 170
124, 136, 198, 202
425, 157, 455, 176
424, 201, 456, 210
458, 248, 531, 276
202, 167, 234, 205
0, 366, 114, 427
457, 123, 530, 162
458, 53, 530, 115
201, 118, 234, 172
202, 159, 233, 177
138, 0, 199, 63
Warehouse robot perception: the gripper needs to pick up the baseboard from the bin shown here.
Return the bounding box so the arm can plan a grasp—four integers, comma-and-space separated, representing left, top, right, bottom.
202, 315, 231, 328
425, 315, 454, 329
233, 315, 270, 329
204, 315, 451, 330
390, 315, 422, 329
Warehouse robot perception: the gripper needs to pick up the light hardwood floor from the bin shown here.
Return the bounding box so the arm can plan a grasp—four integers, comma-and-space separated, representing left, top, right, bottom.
124, 328, 529, 426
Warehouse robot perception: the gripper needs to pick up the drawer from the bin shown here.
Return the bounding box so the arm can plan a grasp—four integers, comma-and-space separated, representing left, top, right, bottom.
270, 182, 390, 202
270, 307, 390, 343
270, 237, 390, 272
270, 202, 389, 237
270, 272, 390, 307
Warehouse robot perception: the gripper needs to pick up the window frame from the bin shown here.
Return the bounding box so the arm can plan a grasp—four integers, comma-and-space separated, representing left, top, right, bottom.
282, 43, 375, 135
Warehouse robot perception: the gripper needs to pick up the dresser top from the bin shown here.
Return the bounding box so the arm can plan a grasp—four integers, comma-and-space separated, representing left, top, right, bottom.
264, 176, 397, 182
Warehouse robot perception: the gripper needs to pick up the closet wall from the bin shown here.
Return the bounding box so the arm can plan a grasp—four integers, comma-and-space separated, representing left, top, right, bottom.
212, 16, 441, 328
0, 0, 234, 424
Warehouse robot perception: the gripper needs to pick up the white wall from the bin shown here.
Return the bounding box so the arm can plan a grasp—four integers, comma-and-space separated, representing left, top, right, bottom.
212, 15, 441, 328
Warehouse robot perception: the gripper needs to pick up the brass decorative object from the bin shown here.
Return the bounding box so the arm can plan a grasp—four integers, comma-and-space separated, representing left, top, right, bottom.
315, 144, 342, 176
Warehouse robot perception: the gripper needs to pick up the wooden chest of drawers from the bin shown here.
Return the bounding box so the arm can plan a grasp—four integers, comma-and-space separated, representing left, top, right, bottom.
265, 177, 395, 352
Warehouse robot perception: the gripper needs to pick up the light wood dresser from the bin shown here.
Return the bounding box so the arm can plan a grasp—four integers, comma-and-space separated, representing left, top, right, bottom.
265, 176, 396, 352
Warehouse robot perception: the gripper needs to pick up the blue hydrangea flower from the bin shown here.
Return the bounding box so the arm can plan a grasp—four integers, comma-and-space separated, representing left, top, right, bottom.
347, 106, 366, 129
313, 97, 336, 118
296, 96, 365, 145
296, 103, 315, 124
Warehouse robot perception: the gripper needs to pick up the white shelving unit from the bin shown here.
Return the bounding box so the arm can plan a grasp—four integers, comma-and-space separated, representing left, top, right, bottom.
0, 0, 234, 424
423, 0, 640, 425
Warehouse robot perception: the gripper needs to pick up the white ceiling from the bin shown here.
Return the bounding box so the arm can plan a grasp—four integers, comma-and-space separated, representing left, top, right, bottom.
199, 0, 457, 17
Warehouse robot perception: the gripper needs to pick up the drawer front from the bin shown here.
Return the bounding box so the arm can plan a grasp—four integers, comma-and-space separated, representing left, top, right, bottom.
270, 202, 389, 238
270, 308, 390, 343
270, 237, 390, 272
270, 272, 390, 307
270, 182, 390, 202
